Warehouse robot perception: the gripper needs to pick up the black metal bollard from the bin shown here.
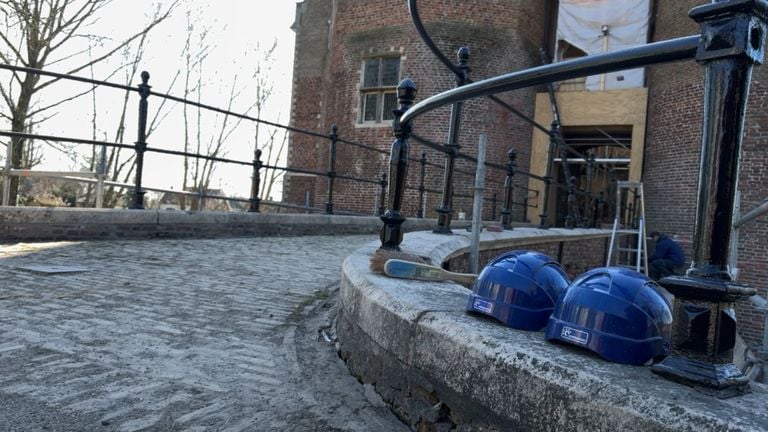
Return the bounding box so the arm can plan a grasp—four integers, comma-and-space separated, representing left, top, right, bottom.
417, 152, 426, 218
434, 47, 470, 234
380, 79, 417, 250
378, 173, 387, 216
651, 0, 766, 393
130, 71, 150, 210
491, 193, 497, 221
325, 125, 338, 215
248, 149, 263, 213
539, 120, 558, 228
500, 148, 517, 230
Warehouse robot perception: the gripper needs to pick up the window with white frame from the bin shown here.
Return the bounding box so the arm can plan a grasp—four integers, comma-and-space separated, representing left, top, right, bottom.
359, 56, 401, 124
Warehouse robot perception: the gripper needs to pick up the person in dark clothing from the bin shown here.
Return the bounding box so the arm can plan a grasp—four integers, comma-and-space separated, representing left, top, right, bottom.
649, 231, 685, 280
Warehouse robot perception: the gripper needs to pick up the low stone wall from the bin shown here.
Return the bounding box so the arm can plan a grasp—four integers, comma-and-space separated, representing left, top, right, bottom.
0, 207, 439, 242
337, 228, 768, 431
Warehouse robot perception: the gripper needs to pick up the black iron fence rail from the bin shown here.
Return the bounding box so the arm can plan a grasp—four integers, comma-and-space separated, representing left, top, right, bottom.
1, 10, 621, 227
398, 0, 704, 231
375, 0, 709, 247
393, 0, 766, 387
376, 0, 768, 266
1, 61, 538, 222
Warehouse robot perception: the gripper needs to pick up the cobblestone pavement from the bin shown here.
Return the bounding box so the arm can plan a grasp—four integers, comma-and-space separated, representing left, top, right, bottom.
0, 236, 408, 432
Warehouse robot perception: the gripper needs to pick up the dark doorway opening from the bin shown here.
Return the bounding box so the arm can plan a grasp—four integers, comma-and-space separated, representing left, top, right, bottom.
551, 125, 633, 227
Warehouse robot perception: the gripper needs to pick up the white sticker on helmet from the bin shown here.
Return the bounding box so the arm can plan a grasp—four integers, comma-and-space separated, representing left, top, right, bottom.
561, 326, 589, 345
472, 298, 493, 314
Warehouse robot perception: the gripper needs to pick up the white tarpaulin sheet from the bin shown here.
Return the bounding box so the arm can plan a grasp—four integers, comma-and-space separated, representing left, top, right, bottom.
557, 0, 650, 90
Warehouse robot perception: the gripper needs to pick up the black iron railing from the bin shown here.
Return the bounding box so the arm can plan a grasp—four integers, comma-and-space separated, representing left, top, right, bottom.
380, 0, 767, 392
406, 0, 641, 232
0, 61, 533, 222
0, 64, 388, 215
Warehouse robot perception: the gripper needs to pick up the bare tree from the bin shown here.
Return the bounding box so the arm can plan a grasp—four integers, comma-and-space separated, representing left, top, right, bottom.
0, 0, 177, 205
180, 8, 209, 210
95, 39, 179, 208
185, 72, 257, 210
178, 29, 272, 210
259, 126, 287, 201
247, 40, 288, 202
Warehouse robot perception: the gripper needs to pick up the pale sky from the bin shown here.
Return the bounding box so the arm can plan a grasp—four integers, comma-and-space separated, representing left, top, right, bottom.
5, 0, 298, 200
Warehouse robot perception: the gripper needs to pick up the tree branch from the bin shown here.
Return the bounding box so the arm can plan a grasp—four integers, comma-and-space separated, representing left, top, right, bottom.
27, 84, 94, 117
43, 0, 104, 56
26, 111, 58, 127
45, 42, 97, 67
36, 0, 179, 93
0, 82, 15, 111
0, 24, 28, 65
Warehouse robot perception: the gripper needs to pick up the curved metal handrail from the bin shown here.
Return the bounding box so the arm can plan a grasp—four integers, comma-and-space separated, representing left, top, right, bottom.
406, 0, 638, 171
401, 35, 699, 124
407, 0, 464, 78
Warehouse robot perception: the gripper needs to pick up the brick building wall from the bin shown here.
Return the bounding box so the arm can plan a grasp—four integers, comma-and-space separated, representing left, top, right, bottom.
646, 0, 768, 354
284, 0, 335, 209
285, 0, 550, 218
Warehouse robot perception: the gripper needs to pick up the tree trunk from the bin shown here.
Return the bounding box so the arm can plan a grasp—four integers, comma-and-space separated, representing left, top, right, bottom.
9, 71, 39, 205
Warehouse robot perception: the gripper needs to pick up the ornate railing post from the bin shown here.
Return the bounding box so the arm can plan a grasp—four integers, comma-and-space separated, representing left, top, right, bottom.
130, 71, 150, 210
539, 120, 558, 228
378, 173, 387, 216
585, 152, 595, 224
379, 78, 417, 250
651, 0, 766, 393
326, 124, 338, 214
248, 149, 262, 213
594, 191, 605, 228
523, 192, 530, 222
607, 167, 617, 221
417, 152, 427, 218
500, 148, 517, 230
434, 47, 470, 234
564, 175, 576, 229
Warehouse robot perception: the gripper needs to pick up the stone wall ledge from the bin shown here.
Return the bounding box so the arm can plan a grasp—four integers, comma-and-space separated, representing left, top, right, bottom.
338, 228, 768, 431
0, 207, 444, 241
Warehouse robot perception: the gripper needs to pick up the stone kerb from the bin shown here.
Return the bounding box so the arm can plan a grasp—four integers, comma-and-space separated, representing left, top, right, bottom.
337, 228, 768, 431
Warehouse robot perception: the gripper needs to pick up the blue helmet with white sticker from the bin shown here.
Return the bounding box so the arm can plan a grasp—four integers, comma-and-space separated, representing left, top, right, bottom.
465, 250, 570, 331
544, 267, 672, 366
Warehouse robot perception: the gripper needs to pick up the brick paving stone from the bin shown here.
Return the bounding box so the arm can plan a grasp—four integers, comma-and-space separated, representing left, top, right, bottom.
0, 235, 405, 432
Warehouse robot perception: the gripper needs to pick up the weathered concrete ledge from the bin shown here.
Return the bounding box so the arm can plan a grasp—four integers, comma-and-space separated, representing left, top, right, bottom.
0, 207, 441, 241
337, 228, 768, 431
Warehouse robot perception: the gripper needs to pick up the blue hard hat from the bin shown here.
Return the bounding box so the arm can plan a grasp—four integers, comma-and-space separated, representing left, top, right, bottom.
544, 267, 672, 366
466, 250, 570, 331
